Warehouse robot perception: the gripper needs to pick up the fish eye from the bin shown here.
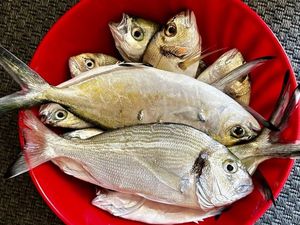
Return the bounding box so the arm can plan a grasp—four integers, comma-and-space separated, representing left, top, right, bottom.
131, 27, 144, 41
223, 159, 238, 174
55, 110, 67, 120
230, 125, 246, 138
164, 23, 177, 37
84, 59, 95, 69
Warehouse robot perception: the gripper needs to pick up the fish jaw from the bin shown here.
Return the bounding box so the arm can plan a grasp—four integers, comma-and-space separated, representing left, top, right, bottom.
68, 56, 82, 77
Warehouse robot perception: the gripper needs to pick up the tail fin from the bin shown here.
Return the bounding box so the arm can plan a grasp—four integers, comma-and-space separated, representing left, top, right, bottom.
4, 153, 28, 179
268, 79, 300, 142
5, 110, 59, 178
0, 46, 50, 113
211, 56, 274, 90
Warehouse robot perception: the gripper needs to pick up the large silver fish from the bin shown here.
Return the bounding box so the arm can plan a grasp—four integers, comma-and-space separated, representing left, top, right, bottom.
143, 10, 201, 77
68, 53, 119, 77
40, 54, 268, 129
109, 14, 160, 62
11, 111, 253, 211
0, 46, 260, 146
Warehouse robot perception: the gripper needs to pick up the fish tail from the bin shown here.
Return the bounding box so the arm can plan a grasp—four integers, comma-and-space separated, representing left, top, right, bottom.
0, 45, 51, 113
268, 73, 300, 142
5, 110, 60, 178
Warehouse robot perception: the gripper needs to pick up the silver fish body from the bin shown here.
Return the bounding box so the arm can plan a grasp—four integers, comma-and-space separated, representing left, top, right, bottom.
143, 10, 201, 77
0, 47, 260, 146
109, 14, 160, 62
40, 52, 119, 129
20, 111, 253, 210
69, 53, 119, 77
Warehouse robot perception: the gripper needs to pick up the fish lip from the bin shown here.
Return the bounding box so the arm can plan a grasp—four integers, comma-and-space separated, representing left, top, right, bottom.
109, 13, 129, 43
109, 22, 125, 43
68, 58, 81, 77
235, 184, 253, 195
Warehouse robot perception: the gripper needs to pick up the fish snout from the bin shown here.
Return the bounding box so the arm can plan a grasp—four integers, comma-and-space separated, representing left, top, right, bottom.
235, 179, 253, 195
109, 23, 125, 43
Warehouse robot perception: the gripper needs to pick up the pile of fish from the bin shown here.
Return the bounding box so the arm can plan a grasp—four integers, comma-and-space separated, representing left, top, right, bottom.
1, 9, 300, 224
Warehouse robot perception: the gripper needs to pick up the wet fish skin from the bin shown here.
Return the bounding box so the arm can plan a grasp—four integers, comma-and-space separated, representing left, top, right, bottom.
0, 47, 261, 146
16, 111, 253, 210
92, 188, 222, 224
39, 103, 93, 129
143, 10, 201, 77
68, 53, 119, 77
40, 52, 119, 129
109, 14, 160, 62
197, 49, 251, 105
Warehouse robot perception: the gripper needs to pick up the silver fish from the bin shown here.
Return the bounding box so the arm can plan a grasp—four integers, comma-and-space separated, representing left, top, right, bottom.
143, 10, 201, 77
39, 103, 93, 129
68, 53, 119, 77
0, 46, 260, 146
12, 111, 253, 210
109, 14, 160, 62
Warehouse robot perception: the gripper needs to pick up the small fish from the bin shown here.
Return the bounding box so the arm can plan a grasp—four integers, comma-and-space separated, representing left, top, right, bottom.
10, 111, 253, 211
68, 53, 119, 77
109, 14, 160, 62
39, 103, 93, 129
143, 10, 201, 77
0, 46, 262, 146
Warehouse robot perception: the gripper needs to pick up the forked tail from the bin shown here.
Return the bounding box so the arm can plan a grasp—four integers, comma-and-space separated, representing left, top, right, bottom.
0, 45, 51, 113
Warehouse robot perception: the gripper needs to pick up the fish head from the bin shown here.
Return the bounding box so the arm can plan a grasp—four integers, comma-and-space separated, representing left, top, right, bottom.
158, 10, 201, 56
109, 14, 159, 62
211, 107, 261, 146
39, 103, 70, 127
194, 149, 253, 210
68, 53, 100, 77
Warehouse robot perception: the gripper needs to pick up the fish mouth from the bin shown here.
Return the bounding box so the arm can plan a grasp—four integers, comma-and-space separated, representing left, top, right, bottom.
68, 58, 81, 77
109, 23, 125, 43
236, 184, 253, 195
109, 13, 129, 43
